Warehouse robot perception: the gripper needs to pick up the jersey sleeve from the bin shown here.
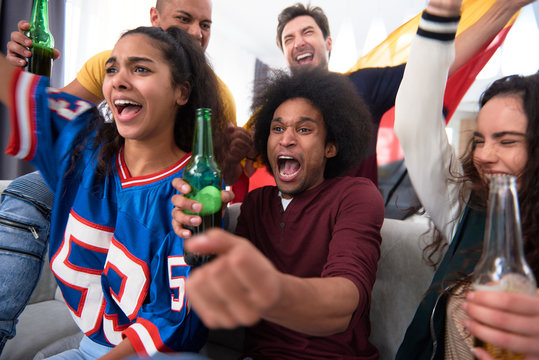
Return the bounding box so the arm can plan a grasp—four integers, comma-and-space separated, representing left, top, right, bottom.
7, 69, 95, 189
122, 231, 207, 356
76, 50, 111, 100
348, 64, 405, 124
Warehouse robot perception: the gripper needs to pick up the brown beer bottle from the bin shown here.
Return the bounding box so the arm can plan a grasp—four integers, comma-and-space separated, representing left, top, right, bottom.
26, 0, 55, 77
471, 174, 536, 360
182, 108, 222, 267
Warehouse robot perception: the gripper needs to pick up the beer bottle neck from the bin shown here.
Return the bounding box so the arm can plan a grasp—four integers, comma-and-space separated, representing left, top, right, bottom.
192, 109, 215, 160
472, 174, 536, 292
30, 0, 53, 48
483, 176, 525, 266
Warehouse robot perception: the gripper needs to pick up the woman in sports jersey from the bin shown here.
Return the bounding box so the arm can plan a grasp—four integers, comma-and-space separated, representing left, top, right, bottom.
0, 26, 226, 359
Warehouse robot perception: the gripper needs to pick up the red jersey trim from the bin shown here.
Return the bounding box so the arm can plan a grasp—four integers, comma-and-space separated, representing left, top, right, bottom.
116, 148, 191, 188
6, 68, 40, 161
123, 318, 174, 356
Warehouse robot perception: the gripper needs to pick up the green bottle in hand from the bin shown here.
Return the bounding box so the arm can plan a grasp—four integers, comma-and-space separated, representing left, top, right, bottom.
26, 0, 55, 77
183, 108, 222, 267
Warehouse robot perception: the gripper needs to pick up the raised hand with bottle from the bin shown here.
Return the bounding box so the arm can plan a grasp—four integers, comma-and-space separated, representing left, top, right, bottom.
6, 2, 60, 73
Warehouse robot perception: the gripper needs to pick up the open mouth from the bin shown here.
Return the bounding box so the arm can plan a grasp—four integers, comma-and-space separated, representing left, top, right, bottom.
278, 155, 301, 179
296, 52, 313, 64
114, 99, 142, 118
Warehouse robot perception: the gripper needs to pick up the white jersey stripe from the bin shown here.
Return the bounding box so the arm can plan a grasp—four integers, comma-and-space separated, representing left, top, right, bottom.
14, 71, 36, 159
130, 323, 159, 356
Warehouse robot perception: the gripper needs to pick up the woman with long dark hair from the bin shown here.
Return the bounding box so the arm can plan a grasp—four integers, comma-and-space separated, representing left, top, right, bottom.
393, 0, 539, 359
0, 26, 227, 359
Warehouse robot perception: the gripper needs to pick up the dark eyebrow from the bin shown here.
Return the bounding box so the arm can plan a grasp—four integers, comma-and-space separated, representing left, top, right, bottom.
473, 131, 526, 138
127, 57, 154, 64
270, 116, 317, 124
176, 10, 212, 24
492, 131, 526, 139
105, 56, 154, 66
176, 10, 192, 19
284, 25, 315, 40
297, 116, 317, 124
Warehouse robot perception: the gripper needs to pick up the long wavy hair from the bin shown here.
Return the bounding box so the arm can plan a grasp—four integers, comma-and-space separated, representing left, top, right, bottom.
425, 73, 539, 279
69, 26, 227, 179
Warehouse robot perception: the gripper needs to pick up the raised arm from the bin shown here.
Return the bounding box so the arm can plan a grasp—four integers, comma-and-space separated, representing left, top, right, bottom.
7, 22, 104, 104
394, 0, 464, 241
450, 0, 535, 76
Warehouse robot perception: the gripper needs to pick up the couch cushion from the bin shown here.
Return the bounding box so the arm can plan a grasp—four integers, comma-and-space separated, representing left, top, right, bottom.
369, 218, 435, 360
0, 300, 80, 360
33, 332, 84, 360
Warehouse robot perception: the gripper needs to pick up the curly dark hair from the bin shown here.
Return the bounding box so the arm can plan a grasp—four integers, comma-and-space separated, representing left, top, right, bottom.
425, 73, 539, 278
69, 26, 227, 178
252, 67, 372, 179
276, 3, 331, 50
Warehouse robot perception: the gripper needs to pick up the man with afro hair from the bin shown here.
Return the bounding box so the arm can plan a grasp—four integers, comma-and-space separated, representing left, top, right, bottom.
172, 67, 384, 359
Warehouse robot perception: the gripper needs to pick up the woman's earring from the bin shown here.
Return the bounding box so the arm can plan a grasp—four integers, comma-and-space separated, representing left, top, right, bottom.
98, 100, 114, 123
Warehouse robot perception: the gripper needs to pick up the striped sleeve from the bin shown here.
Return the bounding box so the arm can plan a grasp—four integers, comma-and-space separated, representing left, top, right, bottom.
6, 68, 46, 161
418, 11, 460, 41
123, 318, 174, 357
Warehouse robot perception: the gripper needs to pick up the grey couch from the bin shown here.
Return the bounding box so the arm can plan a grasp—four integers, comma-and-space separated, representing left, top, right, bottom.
0, 181, 434, 360
0, 181, 80, 360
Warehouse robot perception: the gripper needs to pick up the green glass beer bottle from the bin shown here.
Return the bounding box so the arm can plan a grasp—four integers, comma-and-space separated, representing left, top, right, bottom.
26, 0, 55, 77
183, 108, 222, 267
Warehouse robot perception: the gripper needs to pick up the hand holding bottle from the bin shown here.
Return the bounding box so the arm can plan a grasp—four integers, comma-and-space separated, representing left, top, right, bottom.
171, 177, 234, 239
463, 289, 539, 359
6, 19, 60, 69
469, 174, 537, 359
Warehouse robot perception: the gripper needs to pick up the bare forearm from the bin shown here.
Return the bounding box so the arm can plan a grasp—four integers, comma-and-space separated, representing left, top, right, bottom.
263, 275, 360, 336
0, 54, 16, 105
426, 0, 461, 17
450, 0, 525, 75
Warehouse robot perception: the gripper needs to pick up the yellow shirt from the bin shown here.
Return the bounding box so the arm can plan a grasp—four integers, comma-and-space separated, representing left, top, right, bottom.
76, 50, 237, 126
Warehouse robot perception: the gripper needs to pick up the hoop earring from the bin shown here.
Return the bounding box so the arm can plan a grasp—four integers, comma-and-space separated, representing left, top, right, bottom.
98, 100, 115, 123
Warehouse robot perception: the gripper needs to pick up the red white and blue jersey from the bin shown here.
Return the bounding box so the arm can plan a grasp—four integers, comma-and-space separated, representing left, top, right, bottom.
6, 69, 207, 356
